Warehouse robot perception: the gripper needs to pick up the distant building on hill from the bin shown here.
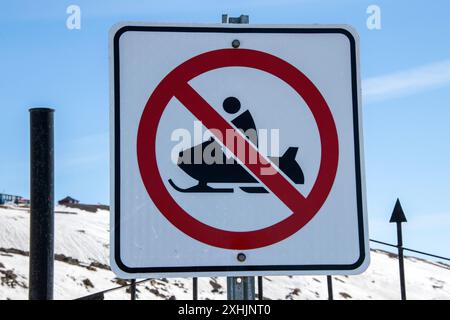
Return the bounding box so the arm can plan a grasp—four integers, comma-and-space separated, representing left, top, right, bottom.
0, 193, 29, 205
58, 196, 80, 205
16, 197, 30, 205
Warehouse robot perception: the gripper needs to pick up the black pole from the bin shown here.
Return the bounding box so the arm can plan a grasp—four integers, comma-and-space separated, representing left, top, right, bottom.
397, 223, 406, 300
193, 277, 198, 300
130, 279, 136, 300
29, 108, 55, 300
327, 276, 333, 300
257, 276, 263, 300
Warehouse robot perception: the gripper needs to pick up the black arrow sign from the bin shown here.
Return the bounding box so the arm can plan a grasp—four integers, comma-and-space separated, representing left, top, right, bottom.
390, 198, 407, 300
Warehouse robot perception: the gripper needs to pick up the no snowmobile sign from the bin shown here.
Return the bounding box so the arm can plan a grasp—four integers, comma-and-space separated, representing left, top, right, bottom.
110, 23, 369, 278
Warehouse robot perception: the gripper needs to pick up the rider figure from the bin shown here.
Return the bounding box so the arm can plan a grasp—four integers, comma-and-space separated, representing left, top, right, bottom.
223, 97, 258, 147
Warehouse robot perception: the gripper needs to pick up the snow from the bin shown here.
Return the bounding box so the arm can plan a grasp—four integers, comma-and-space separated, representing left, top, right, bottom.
0, 205, 109, 265
0, 205, 449, 300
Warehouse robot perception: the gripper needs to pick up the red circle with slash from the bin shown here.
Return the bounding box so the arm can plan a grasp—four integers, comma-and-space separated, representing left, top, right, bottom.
137, 48, 339, 250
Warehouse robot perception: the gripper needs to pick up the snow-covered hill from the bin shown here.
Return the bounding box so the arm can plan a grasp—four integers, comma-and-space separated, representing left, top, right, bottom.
0, 205, 448, 300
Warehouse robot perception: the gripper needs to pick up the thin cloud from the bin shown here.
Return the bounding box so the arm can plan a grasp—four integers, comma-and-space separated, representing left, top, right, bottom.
362, 59, 450, 103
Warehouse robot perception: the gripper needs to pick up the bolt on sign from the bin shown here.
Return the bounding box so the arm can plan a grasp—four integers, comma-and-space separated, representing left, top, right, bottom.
110, 23, 369, 278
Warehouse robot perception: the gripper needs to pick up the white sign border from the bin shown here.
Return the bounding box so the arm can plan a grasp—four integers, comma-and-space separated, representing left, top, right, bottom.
109, 23, 369, 278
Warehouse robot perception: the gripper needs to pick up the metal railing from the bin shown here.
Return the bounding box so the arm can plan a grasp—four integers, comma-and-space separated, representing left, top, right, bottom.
369, 239, 450, 262
74, 239, 449, 300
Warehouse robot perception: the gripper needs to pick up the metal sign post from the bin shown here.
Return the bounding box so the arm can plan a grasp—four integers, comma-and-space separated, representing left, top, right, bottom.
222, 14, 255, 301
227, 276, 255, 300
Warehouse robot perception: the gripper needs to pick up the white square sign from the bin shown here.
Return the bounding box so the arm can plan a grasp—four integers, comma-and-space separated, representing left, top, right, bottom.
110, 23, 369, 278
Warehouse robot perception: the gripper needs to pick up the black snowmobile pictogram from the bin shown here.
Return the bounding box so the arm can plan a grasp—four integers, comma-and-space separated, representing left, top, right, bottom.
168, 97, 304, 194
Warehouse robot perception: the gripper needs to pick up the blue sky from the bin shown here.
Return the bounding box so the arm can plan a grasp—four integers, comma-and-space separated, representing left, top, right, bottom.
0, 1, 449, 258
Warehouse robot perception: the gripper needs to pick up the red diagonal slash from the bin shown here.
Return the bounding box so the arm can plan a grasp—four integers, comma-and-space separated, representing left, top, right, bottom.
175, 83, 308, 213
